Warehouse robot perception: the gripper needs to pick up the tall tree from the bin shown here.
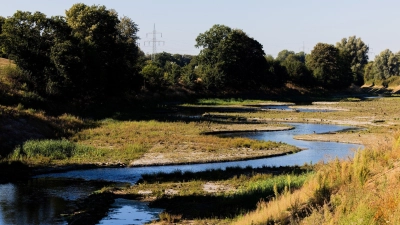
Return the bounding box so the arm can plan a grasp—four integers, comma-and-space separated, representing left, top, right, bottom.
0, 11, 63, 94
373, 49, 400, 80
1, 4, 141, 99
336, 36, 369, 85
281, 54, 311, 85
306, 43, 351, 87
276, 49, 295, 62
64, 3, 140, 96
195, 24, 267, 89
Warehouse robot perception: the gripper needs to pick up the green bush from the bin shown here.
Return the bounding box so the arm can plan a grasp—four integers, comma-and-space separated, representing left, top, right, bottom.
12, 139, 93, 160
243, 173, 311, 197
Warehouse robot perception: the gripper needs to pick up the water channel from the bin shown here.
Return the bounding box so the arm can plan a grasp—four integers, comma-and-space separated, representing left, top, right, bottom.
0, 123, 363, 225
261, 105, 335, 112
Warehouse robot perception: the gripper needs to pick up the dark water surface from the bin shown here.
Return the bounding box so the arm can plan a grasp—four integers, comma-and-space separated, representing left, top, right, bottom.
0, 178, 110, 225
0, 123, 363, 225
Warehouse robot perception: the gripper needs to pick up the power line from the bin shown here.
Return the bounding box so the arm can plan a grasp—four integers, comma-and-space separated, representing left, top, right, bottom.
144, 24, 165, 61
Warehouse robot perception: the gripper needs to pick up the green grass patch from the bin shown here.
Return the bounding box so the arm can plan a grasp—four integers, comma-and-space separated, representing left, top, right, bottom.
242, 173, 311, 197
11, 139, 93, 160
10, 139, 148, 165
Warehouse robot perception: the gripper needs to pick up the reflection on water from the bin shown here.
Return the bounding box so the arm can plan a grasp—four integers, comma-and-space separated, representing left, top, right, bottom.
0, 181, 67, 225
98, 198, 163, 225
1, 123, 363, 225
0, 178, 112, 225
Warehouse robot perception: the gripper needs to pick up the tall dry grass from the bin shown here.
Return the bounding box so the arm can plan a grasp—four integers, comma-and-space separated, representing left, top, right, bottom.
232, 132, 400, 225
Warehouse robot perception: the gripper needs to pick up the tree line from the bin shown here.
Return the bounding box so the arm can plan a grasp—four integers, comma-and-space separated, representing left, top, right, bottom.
0, 3, 396, 104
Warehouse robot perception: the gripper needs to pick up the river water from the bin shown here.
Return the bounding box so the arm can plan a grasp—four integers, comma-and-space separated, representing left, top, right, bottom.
0, 123, 362, 225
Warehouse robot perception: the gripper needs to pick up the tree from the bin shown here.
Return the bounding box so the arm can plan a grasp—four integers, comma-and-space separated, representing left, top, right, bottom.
180, 56, 198, 88
0, 16, 6, 57
264, 55, 288, 86
1, 4, 141, 100
276, 50, 295, 62
140, 61, 164, 88
281, 54, 312, 85
363, 61, 375, 82
336, 36, 369, 85
0, 11, 62, 94
372, 49, 400, 80
62, 3, 140, 97
306, 43, 351, 88
163, 62, 181, 85
195, 24, 267, 89
173, 54, 193, 67
154, 52, 177, 68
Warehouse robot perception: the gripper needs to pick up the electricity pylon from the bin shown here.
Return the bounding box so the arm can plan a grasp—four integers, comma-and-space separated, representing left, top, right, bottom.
144, 24, 164, 61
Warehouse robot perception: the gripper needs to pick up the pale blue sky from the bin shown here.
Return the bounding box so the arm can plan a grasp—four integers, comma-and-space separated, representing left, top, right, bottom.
0, 1, 399, 59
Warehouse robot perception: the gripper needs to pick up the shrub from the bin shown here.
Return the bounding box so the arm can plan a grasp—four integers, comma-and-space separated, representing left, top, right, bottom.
11, 139, 93, 160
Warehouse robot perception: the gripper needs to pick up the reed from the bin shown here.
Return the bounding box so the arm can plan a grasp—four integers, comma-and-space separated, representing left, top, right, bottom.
232, 132, 400, 225
11, 139, 93, 160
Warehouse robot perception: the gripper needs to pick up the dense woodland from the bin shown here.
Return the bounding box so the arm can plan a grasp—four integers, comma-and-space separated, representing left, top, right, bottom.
0, 3, 398, 107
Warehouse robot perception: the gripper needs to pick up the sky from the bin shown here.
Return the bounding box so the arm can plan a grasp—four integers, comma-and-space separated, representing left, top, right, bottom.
0, 0, 399, 59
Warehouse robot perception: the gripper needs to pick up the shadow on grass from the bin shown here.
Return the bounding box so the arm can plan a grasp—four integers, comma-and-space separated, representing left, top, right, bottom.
149, 179, 305, 220
140, 166, 309, 184
0, 107, 99, 157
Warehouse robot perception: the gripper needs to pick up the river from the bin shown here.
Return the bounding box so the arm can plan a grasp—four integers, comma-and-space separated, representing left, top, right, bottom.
0, 123, 362, 225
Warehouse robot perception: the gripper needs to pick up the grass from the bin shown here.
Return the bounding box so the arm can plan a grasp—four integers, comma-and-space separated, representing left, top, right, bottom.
115, 166, 312, 221
10, 139, 148, 166
2, 78, 400, 223
183, 98, 274, 106
200, 97, 400, 145
0, 58, 13, 67
232, 132, 400, 225
71, 119, 297, 166
11, 139, 85, 160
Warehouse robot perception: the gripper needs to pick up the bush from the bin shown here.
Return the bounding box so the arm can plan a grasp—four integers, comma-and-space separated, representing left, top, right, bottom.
11, 139, 93, 160
1, 65, 30, 89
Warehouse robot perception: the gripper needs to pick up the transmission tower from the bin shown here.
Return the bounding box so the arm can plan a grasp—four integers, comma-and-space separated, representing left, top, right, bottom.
144, 24, 164, 61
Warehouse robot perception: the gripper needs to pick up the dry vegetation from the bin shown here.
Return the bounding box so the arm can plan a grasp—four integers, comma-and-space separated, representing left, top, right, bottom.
232, 132, 400, 225
0, 58, 13, 67
72, 119, 298, 166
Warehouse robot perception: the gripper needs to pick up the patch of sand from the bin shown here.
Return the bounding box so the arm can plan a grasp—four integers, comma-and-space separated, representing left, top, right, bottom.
290, 105, 349, 111
294, 132, 392, 147
203, 182, 235, 193
164, 189, 179, 195
312, 102, 340, 105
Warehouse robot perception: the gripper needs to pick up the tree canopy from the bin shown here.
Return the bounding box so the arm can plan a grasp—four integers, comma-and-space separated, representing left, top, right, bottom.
3, 8, 395, 103
195, 24, 268, 89
306, 43, 352, 87
373, 49, 400, 80
0, 4, 141, 99
336, 36, 369, 85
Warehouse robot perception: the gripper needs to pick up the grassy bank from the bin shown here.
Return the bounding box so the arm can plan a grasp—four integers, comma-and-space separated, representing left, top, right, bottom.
231, 131, 400, 224
1, 105, 298, 167
71, 119, 298, 166
111, 166, 313, 223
